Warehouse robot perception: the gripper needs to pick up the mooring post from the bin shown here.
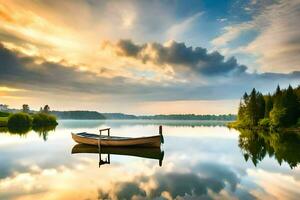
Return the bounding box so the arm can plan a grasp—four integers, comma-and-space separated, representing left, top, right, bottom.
159, 125, 164, 144
98, 130, 102, 148
98, 130, 101, 167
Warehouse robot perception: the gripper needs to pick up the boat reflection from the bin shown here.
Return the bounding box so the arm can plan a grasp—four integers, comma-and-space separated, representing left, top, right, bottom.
238, 129, 300, 168
71, 144, 164, 167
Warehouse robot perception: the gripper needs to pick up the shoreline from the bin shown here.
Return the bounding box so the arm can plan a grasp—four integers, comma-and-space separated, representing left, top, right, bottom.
227, 121, 300, 133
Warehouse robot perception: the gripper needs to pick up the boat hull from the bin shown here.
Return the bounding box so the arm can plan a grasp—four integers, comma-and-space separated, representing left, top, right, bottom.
71, 132, 161, 147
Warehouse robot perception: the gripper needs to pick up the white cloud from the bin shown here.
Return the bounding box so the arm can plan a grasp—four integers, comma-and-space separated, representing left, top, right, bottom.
211, 22, 254, 47
211, 0, 300, 73
245, 0, 300, 72
167, 12, 203, 41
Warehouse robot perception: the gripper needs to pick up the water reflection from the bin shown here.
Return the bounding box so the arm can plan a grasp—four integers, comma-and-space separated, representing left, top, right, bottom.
238, 129, 300, 168
58, 119, 228, 129
0, 124, 57, 140
72, 144, 164, 167
0, 120, 299, 199
97, 161, 254, 200
32, 125, 57, 141
7, 125, 31, 135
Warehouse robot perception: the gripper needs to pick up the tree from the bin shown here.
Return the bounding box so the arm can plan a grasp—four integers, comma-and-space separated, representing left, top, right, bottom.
273, 85, 282, 108
237, 92, 250, 126
243, 92, 249, 105
233, 85, 300, 128
248, 88, 259, 126
281, 85, 299, 126
264, 94, 273, 118
256, 92, 265, 120
43, 105, 50, 113
238, 101, 245, 121
275, 85, 282, 97
22, 104, 30, 113
295, 85, 300, 99
270, 105, 286, 127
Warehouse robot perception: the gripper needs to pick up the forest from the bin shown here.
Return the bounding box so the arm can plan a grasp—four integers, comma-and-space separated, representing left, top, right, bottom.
230, 85, 300, 129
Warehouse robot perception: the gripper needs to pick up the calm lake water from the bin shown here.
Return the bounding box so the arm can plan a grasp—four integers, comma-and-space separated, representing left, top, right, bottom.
0, 120, 299, 200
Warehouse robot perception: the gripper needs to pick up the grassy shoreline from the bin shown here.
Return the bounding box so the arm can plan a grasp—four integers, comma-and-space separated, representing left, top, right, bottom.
0, 112, 58, 128
227, 120, 300, 133
0, 117, 8, 127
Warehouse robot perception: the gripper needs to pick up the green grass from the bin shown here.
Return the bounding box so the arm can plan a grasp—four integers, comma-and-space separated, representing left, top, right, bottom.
0, 117, 8, 127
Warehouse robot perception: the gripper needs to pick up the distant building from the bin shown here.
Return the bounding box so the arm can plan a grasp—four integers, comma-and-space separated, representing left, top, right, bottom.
0, 104, 8, 111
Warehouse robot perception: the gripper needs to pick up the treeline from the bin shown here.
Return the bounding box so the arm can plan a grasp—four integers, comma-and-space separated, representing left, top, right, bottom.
102, 113, 137, 119
2, 108, 236, 121
51, 111, 106, 119
138, 114, 236, 121
233, 85, 300, 129
102, 113, 236, 121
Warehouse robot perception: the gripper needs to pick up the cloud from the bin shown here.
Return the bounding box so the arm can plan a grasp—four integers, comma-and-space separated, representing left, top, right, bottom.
246, 0, 300, 73
105, 39, 247, 76
0, 43, 149, 96
116, 40, 144, 57
167, 12, 203, 41
211, 23, 255, 47
212, 0, 300, 73
1, 41, 300, 106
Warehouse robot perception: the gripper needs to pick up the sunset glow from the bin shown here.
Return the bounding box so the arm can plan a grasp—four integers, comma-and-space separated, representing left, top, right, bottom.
0, 0, 299, 113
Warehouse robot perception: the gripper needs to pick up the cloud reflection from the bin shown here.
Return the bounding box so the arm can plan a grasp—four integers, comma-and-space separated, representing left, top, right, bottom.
0, 124, 300, 199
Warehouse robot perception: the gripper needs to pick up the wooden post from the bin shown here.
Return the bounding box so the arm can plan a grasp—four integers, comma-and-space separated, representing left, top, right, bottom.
98, 130, 101, 167
98, 130, 101, 148
159, 125, 164, 144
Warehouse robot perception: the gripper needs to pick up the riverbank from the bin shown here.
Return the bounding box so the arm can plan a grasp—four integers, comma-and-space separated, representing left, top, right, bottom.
227, 121, 300, 134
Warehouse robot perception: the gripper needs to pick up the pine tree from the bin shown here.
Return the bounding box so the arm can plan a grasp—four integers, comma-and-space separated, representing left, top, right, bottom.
238, 92, 249, 123
264, 94, 273, 118
256, 92, 265, 120
236, 85, 300, 128
281, 85, 299, 126
248, 88, 258, 126
243, 92, 249, 105
275, 85, 282, 97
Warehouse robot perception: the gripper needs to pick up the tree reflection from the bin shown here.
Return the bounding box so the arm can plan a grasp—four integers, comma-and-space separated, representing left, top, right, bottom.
7, 124, 31, 135
0, 126, 8, 133
238, 129, 300, 168
32, 125, 57, 141
0, 124, 57, 141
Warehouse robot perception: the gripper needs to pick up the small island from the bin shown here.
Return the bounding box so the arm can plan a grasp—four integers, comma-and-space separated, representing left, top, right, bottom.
229, 85, 300, 131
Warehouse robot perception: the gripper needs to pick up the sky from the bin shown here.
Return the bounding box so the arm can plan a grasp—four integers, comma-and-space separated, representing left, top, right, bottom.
0, 0, 300, 115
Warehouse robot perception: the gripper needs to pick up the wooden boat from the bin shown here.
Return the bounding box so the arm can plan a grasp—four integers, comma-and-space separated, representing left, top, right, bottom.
71, 126, 164, 147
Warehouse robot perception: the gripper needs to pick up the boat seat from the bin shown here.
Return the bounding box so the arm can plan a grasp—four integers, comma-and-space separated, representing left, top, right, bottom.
77, 132, 131, 140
